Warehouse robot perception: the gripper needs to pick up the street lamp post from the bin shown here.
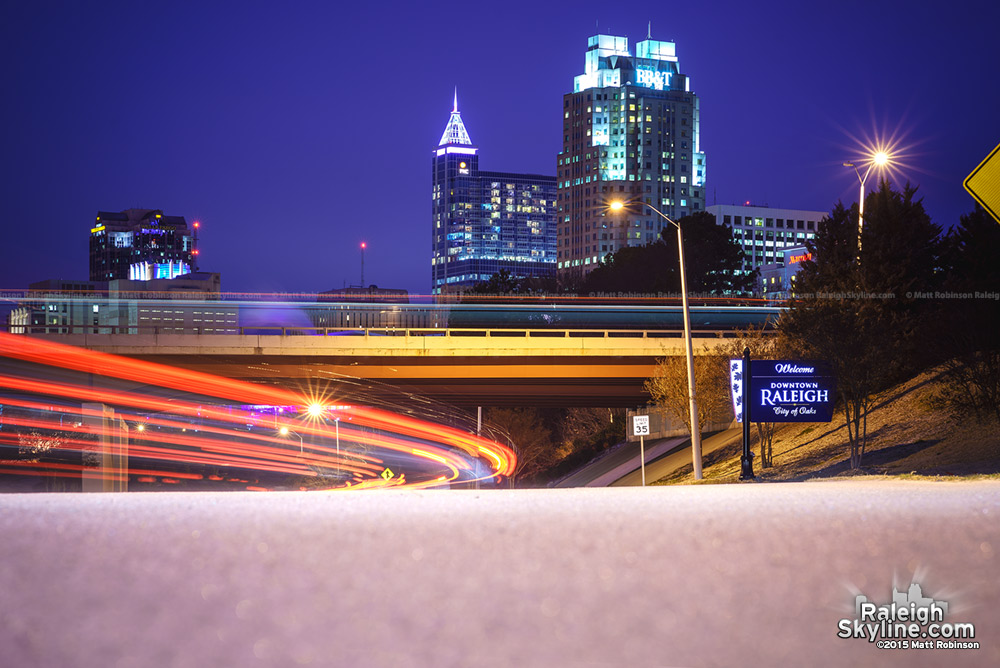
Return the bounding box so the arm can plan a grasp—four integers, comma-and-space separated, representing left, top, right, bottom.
610, 200, 703, 480
279, 426, 303, 455
844, 151, 889, 261
334, 417, 340, 477
308, 404, 344, 480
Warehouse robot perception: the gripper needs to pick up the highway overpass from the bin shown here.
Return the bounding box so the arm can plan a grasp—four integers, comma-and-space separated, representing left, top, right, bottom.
23, 327, 750, 407
5, 303, 780, 406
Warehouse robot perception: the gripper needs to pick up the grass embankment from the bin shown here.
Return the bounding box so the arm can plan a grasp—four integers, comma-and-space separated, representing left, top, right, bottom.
654, 366, 1000, 485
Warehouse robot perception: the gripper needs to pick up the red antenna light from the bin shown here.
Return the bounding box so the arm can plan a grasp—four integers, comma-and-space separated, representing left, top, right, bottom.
360, 242, 367, 285
191, 220, 201, 271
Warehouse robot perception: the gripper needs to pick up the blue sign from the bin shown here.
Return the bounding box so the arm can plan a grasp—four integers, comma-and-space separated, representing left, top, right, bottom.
749, 360, 835, 423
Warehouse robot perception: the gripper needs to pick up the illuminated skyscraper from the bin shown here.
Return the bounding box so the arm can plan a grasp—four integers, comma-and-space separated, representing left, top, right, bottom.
89, 208, 195, 281
557, 33, 707, 281
431, 93, 556, 295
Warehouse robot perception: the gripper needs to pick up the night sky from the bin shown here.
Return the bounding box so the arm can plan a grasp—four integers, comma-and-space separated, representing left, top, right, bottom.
3, 1, 998, 295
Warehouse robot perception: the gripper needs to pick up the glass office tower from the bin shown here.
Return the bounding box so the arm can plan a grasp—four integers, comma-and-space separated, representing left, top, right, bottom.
431, 93, 556, 295
557, 34, 707, 282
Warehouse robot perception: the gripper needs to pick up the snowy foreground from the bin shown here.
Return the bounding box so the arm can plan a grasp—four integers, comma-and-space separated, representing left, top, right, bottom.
1, 480, 998, 667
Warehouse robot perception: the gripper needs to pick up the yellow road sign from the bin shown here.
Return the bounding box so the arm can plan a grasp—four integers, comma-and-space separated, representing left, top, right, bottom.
964, 141, 1000, 224
380, 468, 395, 480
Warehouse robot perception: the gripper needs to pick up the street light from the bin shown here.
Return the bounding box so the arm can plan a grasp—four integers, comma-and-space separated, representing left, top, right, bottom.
844, 150, 891, 261
279, 425, 303, 455
305, 405, 345, 480
609, 200, 703, 480
334, 416, 340, 477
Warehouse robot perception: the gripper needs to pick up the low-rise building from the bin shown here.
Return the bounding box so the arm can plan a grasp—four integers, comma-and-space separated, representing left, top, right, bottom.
759, 246, 812, 299
7, 274, 234, 335
707, 204, 824, 292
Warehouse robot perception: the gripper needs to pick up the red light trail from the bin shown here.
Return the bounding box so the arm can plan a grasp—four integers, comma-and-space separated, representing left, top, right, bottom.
0, 332, 516, 490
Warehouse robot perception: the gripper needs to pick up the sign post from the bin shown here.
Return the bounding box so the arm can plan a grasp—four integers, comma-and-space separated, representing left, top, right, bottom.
731, 357, 836, 481
740, 347, 754, 480
633, 415, 650, 486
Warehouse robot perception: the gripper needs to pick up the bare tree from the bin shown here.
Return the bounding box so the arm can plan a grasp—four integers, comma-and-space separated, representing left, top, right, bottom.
484, 407, 556, 481
17, 431, 63, 461
941, 350, 1000, 424
563, 408, 618, 447
644, 344, 732, 435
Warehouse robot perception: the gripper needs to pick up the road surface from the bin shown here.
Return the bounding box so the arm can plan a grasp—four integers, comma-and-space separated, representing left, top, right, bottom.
612, 428, 742, 487
1, 480, 997, 667
553, 436, 687, 487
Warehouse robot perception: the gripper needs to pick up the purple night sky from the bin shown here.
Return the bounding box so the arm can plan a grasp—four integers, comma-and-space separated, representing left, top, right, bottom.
3, 1, 998, 295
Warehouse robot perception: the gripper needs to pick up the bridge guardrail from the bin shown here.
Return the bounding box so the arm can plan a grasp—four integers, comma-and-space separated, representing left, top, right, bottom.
1, 324, 762, 339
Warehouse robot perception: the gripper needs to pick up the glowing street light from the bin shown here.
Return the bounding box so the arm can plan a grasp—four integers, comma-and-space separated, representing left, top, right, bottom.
303, 403, 344, 477
608, 200, 703, 480
279, 425, 303, 454
844, 149, 893, 260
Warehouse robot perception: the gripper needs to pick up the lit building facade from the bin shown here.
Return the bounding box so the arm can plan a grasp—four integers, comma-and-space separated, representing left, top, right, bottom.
557, 34, 707, 281
431, 95, 557, 294
7, 274, 234, 335
90, 209, 196, 282
759, 245, 811, 299
706, 204, 823, 285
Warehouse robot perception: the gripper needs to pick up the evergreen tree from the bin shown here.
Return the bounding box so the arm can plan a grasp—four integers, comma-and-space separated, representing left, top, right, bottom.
935, 205, 1000, 422
580, 211, 756, 296
781, 181, 944, 468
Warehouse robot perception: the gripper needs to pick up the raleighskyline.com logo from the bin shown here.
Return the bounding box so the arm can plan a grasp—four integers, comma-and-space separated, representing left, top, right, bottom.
837, 583, 979, 651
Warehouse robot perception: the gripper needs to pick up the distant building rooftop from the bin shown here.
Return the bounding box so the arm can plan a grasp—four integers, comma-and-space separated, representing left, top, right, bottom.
319, 285, 409, 303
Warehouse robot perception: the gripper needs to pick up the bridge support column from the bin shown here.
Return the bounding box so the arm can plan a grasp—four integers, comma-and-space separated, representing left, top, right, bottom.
82, 403, 129, 492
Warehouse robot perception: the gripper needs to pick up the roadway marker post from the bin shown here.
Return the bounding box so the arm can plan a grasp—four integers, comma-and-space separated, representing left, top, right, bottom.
633, 414, 650, 486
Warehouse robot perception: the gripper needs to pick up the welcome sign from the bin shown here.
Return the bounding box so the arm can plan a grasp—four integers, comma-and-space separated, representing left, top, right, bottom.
749, 360, 835, 423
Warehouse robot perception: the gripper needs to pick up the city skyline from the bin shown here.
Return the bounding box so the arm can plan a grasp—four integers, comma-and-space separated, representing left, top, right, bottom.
3, 1, 998, 294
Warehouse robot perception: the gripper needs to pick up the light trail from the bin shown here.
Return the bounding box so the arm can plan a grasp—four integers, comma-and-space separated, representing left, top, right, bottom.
0, 412, 368, 476
0, 332, 516, 490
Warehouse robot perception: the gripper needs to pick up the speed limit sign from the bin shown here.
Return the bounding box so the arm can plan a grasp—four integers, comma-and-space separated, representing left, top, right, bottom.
632, 415, 650, 436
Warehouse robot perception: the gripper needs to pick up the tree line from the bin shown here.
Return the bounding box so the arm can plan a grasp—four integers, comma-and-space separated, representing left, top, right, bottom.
643, 183, 999, 471
475, 182, 1000, 476
780, 182, 999, 468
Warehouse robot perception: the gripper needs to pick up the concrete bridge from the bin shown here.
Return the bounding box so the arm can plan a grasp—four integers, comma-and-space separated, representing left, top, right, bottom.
31, 327, 746, 407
